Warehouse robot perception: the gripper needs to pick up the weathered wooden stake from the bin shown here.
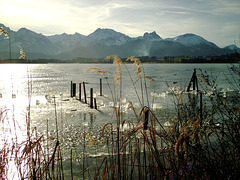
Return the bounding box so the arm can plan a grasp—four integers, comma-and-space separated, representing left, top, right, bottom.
100, 79, 102, 96
83, 82, 87, 104
143, 109, 149, 130
90, 113, 93, 125
196, 76, 199, 91
187, 78, 192, 92
94, 98, 97, 110
90, 88, 93, 108
72, 83, 76, 97
79, 83, 81, 101
70, 81, 73, 97
193, 74, 196, 91
200, 92, 203, 126
187, 69, 198, 92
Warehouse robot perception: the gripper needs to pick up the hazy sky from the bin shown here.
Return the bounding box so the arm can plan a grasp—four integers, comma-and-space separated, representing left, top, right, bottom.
1, 0, 239, 47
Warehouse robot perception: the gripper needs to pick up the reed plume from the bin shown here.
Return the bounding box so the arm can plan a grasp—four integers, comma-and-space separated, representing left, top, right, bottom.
0, 27, 9, 39
105, 55, 123, 85
0, 26, 11, 60
143, 76, 154, 87
86, 67, 110, 75
19, 45, 26, 59
126, 56, 142, 76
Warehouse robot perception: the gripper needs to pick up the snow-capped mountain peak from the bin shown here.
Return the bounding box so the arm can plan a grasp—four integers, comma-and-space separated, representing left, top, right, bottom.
89, 28, 127, 38
17, 27, 39, 35
224, 44, 240, 53
86, 28, 131, 46
15, 27, 51, 45
47, 32, 85, 41
46, 32, 86, 52
167, 33, 217, 47
16, 28, 48, 40
1, 23, 234, 60
224, 44, 238, 50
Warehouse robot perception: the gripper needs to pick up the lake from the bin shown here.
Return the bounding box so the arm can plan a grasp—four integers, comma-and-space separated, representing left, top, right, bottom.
0, 63, 237, 135
0, 63, 239, 178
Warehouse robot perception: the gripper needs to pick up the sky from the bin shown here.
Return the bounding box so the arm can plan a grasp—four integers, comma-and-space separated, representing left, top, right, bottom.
0, 0, 240, 47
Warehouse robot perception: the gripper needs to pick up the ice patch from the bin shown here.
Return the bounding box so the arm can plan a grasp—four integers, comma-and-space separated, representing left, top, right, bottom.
164, 121, 171, 127
166, 86, 182, 95
120, 123, 131, 132
153, 103, 163, 109
151, 92, 166, 98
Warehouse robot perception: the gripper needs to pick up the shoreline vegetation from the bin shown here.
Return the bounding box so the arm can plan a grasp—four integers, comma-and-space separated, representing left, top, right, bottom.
0, 53, 239, 64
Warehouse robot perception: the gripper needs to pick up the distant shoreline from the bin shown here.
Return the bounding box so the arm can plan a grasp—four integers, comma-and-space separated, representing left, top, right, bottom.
0, 61, 239, 64
0, 53, 239, 64
0, 60, 239, 64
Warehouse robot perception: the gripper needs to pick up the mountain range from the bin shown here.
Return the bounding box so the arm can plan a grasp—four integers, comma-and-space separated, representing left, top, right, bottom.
0, 23, 239, 60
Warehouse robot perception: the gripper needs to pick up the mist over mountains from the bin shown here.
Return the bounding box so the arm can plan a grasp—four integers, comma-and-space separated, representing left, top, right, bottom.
0, 23, 238, 60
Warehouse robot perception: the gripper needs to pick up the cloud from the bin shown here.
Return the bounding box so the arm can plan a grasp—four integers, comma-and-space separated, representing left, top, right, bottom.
0, 0, 239, 46
209, 0, 240, 15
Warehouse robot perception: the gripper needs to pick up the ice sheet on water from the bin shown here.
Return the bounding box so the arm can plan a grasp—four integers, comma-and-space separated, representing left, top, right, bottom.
166, 86, 183, 95
226, 88, 239, 97
152, 103, 163, 109
108, 100, 132, 113
97, 100, 104, 106
119, 123, 131, 132
164, 121, 171, 127
133, 103, 140, 108
151, 92, 166, 98
205, 87, 240, 98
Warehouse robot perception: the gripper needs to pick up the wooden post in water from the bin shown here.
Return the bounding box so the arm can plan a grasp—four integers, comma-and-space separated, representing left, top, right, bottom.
187, 76, 192, 92
70, 81, 73, 97
143, 109, 149, 130
90, 88, 93, 109
83, 82, 87, 104
94, 98, 97, 110
72, 83, 76, 97
100, 79, 103, 96
193, 73, 196, 91
79, 83, 81, 101
200, 92, 203, 126
196, 75, 199, 92
187, 69, 198, 92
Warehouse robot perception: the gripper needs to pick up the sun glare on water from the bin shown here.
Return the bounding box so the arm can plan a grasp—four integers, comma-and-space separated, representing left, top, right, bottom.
0, 63, 31, 136
0, 64, 32, 178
